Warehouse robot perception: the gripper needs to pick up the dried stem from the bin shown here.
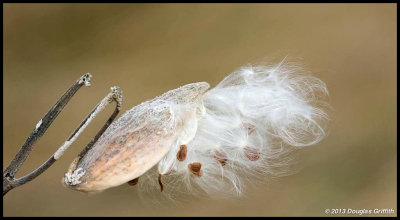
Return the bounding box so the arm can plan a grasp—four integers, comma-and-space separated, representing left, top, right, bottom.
3, 74, 122, 196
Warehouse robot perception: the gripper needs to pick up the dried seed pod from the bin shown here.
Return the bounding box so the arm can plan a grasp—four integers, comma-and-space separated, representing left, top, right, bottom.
158, 173, 164, 192
62, 82, 210, 192
214, 149, 227, 166
127, 177, 139, 186
188, 162, 203, 177
59, 61, 329, 196
243, 146, 260, 161
176, 145, 188, 161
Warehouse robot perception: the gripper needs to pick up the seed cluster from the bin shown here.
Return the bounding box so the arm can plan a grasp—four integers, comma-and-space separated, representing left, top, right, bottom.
128, 124, 261, 192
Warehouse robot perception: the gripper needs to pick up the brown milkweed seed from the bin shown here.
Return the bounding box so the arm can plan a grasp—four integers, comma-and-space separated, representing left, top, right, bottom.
188, 162, 203, 177
127, 177, 139, 186
176, 144, 188, 161
243, 146, 260, 161
243, 123, 256, 135
158, 174, 164, 192
214, 149, 227, 166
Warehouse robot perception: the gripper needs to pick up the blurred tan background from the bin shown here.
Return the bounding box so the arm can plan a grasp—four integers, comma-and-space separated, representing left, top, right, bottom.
3, 3, 396, 216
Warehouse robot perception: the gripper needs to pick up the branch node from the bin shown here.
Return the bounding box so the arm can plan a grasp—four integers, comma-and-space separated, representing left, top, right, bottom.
79, 73, 92, 87
110, 86, 123, 110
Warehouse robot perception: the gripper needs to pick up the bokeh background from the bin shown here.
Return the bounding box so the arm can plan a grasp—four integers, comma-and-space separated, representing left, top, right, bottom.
3, 3, 396, 217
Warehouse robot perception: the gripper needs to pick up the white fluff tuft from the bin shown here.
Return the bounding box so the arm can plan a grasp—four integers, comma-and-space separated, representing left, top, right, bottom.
142, 59, 329, 198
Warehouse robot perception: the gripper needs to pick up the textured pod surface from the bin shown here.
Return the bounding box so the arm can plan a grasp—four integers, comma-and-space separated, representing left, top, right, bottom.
63, 82, 209, 192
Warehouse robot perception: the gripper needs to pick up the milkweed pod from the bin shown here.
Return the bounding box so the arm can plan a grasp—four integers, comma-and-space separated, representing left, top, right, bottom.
62, 82, 210, 192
